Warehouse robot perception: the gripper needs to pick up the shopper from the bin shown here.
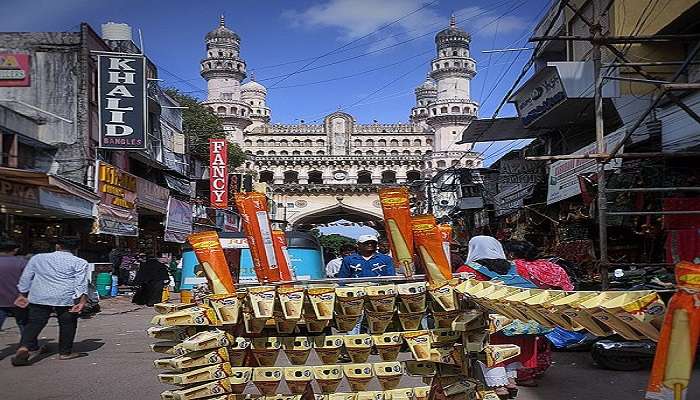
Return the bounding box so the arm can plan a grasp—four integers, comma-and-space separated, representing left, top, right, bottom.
0, 240, 28, 333
325, 244, 355, 278
11, 238, 89, 366
337, 235, 395, 278
132, 255, 170, 307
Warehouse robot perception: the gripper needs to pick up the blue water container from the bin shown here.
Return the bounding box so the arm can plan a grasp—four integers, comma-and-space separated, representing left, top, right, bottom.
179, 246, 206, 291
110, 275, 119, 296
287, 231, 325, 280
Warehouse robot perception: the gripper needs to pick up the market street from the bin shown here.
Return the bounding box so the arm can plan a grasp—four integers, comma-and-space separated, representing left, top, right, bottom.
1, 296, 698, 400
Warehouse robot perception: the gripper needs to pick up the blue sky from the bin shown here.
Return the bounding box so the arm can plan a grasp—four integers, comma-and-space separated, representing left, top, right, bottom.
2, 0, 550, 164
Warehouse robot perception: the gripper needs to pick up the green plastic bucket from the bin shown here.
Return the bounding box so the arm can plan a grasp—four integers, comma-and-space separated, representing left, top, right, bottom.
96, 272, 112, 297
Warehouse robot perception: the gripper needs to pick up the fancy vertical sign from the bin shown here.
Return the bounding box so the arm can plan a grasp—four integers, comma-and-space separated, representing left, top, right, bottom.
97, 54, 146, 150
209, 138, 228, 208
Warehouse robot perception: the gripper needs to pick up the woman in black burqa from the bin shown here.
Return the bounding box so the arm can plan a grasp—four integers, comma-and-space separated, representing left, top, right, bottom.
132, 255, 170, 306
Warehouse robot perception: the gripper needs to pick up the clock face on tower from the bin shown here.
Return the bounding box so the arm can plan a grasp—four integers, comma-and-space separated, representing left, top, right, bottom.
333, 171, 347, 181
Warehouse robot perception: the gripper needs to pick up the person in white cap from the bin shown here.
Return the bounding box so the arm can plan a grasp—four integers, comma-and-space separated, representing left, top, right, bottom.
337, 235, 394, 278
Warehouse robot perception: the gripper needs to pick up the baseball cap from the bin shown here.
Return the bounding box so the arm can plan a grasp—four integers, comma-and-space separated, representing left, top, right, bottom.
357, 234, 379, 243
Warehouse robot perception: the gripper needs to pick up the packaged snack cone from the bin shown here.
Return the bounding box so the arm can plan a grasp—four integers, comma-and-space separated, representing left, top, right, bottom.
404, 360, 437, 377
588, 305, 645, 340
159, 378, 231, 400
242, 309, 267, 334
385, 388, 413, 400
646, 262, 700, 400
365, 285, 397, 312
503, 289, 554, 327
464, 331, 488, 352
327, 394, 356, 400
473, 285, 523, 320
313, 365, 344, 394
248, 286, 277, 319
397, 282, 427, 313
151, 342, 179, 355
413, 386, 431, 400
313, 335, 344, 364
278, 286, 305, 319
336, 313, 363, 332
158, 362, 232, 385
429, 345, 463, 366
343, 334, 374, 363
151, 306, 218, 327
235, 192, 280, 283
208, 294, 241, 325
600, 290, 665, 341
379, 187, 415, 277
570, 292, 627, 336
281, 336, 312, 365
438, 224, 452, 270
549, 291, 600, 331
451, 310, 486, 332
484, 344, 521, 367
174, 330, 233, 355
272, 229, 295, 281
154, 302, 197, 315
304, 310, 331, 333
478, 390, 501, 400
430, 329, 460, 347
356, 391, 384, 400
366, 309, 394, 334
343, 363, 374, 392
265, 396, 303, 400
274, 310, 299, 334
284, 366, 314, 395
403, 330, 432, 361
252, 367, 283, 395
411, 215, 451, 284
432, 309, 461, 329
522, 290, 568, 328
308, 287, 336, 320
372, 332, 403, 361
228, 337, 251, 367
187, 231, 235, 294
147, 326, 197, 342
488, 314, 513, 334
155, 348, 230, 372
251, 337, 281, 367
428, 280, 458, 312
397, 303, 424, 331
336, 286, 367, 316
453, 279, 487, 297
229, 367, 253, 393
373, 362, 403, 390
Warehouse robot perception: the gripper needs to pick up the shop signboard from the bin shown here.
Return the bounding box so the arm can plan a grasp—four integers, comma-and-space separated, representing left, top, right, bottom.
97, 54, 146, 150
0, 53, 30, 87
38, 189, 94, 218
0, 178, 39, 206
512, 67, 566, 127
209, 138, 228, 208
136, 177, 169, 214
164, 197, 192, 243
546, 130, 625, 204
494, 159, 543, 216
94, 161, 138, 236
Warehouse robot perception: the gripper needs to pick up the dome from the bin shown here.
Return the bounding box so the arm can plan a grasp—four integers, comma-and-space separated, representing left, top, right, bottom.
416, 79, 437, 92
206, 15, 240, 42
241, 79, 267, 95
436, 15, 470, 43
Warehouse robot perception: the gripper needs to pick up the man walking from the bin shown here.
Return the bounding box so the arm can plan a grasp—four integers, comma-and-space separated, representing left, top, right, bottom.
0, 240, 28, 333
12, 238, 89, 366
338, 235, 395, 278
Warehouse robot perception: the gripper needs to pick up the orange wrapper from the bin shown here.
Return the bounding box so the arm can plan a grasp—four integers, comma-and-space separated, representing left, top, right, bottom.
272, 229, 295, 281
646, 262, 700, 400
187, 231, 235, 294
438, 224, 452, 270
411, 215, 451, 284
234, 192, 280, 283
378, 187, 415, 277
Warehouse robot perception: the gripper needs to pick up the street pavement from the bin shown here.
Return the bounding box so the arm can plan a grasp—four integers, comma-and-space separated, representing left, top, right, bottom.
1, 296, 699, 400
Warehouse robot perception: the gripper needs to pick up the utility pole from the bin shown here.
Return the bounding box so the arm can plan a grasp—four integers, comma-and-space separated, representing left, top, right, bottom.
591, 2, 609, 289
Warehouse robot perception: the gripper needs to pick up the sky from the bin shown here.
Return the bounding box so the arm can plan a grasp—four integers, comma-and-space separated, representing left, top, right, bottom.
2, 0, 551, 166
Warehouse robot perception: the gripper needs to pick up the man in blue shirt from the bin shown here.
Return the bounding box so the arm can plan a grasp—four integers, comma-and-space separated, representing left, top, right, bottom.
338, 235, 395, 278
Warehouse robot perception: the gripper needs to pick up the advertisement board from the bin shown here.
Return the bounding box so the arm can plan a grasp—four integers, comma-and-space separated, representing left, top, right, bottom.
0, 54, 30, 87
94, 161, 138, 236
209, 139, 228, 208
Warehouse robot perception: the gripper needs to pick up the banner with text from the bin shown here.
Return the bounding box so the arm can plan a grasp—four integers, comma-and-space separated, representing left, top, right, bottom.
98, 54, 146, 150
164, 197, 193, 243
94, 161, 138, 236
209, 138, 228, 208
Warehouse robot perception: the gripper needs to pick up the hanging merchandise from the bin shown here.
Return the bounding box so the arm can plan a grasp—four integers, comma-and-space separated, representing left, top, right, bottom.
646, 262, 700, 400
438, 224, 452, 270
234, 192, 280, 283
411, 214, 451, 284
186, 231, 235, 294
272, 229, 295, 281
379, 187, 415, 277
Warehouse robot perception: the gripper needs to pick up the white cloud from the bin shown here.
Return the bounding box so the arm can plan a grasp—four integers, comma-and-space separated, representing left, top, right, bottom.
283, 0, 529, 44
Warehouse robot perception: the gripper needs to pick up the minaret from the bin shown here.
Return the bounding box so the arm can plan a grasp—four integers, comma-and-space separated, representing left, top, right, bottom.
410, 77, 436, 125
426, 15, 479, 155
241, 73, 271, 129
201, 15, 251, 143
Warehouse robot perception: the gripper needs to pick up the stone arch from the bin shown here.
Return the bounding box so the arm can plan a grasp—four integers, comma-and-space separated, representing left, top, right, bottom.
451, 106, 460, 113
289, 201, 383, 227
378, 139, 386, 146
259, 170, 274, 183
284, 170, 299, 184
390, 139, 399, 146
402, 139, 410, 147
414, 139, 422, 146
357, 170, 372, 184
406, 170, 421, 182
216, 106, 226, 114
308, 170, 323, 184
381, 170, 397, 184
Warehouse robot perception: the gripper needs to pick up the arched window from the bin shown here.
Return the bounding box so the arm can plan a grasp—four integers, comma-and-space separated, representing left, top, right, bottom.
366, 150, 374, 155
426, 138, 433, 146
284, 171, 299, 184
304, 150, 312, 155
452, 159, 460, 166
378, 139, 386, 146
437, 160, 447, 168
440, 107, 448, 114
316, 139, 325, 146
308, 170, 323, 184
406, 170, 421, 183
216, 106, 226, 114
414, 150, 422, 155
431, 108, 437, 115
317, 150, 325, 155
280, 150, 289, 155
451, 106, 460, 113
292, 139, 300, 146
390, 139, 399, 147
402, 139, 410, 147
354, 150, 362, 155
357, 170, 372, 184
403, 150, 411, 154
463, 107, 470, 114
381, 170, 396, 184
425, 150, 433, 156
256, 150, 264, 155
256, 139, 264, 146
280, 139, 288, 146
414, 139, 422, 146
379, 150, 387, 155
390, 150, 399, 155
231, 107, 237, 114
245, 150, 252, 155
366, 139, 374, 147
304, 139, 313, 146
259, 171, 274, 184
292, 150, 300, 155
244, 140, 252, 146
443, 63, 448, 68
354, 139, 362, 147
268, 150, 276, 155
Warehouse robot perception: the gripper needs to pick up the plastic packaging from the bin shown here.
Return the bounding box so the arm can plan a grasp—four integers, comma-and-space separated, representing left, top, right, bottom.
379, 187, 415, 277
187, 231, 235, 294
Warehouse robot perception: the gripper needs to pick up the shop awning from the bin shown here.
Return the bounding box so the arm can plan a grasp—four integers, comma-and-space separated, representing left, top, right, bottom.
458, 117, 545, 144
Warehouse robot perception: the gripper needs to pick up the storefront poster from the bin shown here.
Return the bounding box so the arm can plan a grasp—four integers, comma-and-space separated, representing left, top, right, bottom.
495, 159, 543, 216
209, 139, 228, 208
0, 54, 30, 87
512, 67, 566, 127
97, 54, 146, 150
163, 174, 192, 197
136, 177, 169, 214
164, 197, 192, 243
546, 130, 625, 204
94, 161, 138, 236
39, 189, 94, 218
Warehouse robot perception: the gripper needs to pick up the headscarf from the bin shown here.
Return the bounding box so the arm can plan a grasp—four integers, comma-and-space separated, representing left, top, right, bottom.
465, 236, 507, 263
